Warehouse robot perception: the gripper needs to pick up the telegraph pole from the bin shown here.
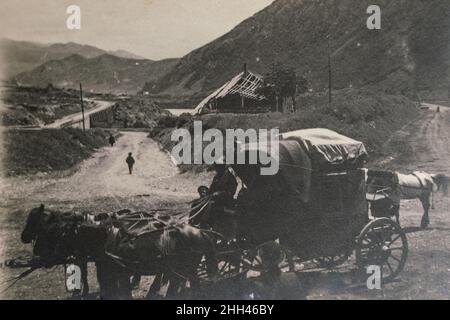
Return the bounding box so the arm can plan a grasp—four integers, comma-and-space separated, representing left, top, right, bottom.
327, 35, 332, 104
79, 83, 86, 131
448, 85, 450, 107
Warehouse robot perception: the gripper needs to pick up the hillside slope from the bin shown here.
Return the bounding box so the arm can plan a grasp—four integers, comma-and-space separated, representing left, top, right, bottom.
151, 89, 419, 174
146, 0, 450, 103
14, 54, 179, 94
3, 128, 110, 176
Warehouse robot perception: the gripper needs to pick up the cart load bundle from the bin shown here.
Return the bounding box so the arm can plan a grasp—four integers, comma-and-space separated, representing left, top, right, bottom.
237, 139, 309, 205
237, 129, 368, 204
278, 129, 367, 203
281, 128, 368, 171
236, 129, 369, 216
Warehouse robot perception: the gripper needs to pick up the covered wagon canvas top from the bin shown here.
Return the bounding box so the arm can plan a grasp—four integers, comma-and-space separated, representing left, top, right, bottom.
237, 128, 368, 203
281, 128, 368, 202
281, 128, 368, 169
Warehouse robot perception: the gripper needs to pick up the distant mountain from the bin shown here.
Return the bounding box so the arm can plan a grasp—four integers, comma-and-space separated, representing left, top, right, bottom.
145, 0, 450, 102
0, 39, 147, 79
107, 49, 145, 60
14, 53, 178, 94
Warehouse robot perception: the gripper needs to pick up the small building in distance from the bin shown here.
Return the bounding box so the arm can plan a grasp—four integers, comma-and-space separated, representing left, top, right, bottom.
193, 65, 270, 115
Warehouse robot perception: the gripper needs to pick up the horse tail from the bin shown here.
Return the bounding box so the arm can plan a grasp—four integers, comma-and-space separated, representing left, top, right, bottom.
433, 174, 449, 196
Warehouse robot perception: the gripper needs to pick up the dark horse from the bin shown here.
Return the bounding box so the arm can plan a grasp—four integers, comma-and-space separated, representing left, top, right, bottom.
21, 205, 218, 299
108, 220, 218, 299
20, 204, 126, 299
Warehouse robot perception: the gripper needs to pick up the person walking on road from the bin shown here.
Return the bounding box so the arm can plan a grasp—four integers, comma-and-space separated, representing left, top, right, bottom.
126, 152, 135, 175
109, 134, 116, 147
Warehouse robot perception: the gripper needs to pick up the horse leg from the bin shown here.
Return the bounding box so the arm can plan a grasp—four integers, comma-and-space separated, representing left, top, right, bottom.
96, 260, 118, 300
393, 204, 401, 226
166, 279, 181, 299
146, 273, 163, 299
285, 249, 295, 272
420, 195, 431, 229
80, 260, 90, 297
188, 256, 204, 299
431, 192, 435, 210
279, 238, 295, 272
95, 260, 109, 299
130, 274, 141, 289
107, 267, 125, 300
166, 273, 184, 299
117, 271, 133, 300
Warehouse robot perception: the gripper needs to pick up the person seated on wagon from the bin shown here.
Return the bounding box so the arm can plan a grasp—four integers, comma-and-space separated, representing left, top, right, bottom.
190, 163, 240, 239
190, 163, 239, 229
209, 163, 238, 207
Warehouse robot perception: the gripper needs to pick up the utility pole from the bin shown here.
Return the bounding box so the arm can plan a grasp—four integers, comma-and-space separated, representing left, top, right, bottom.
448, 85, 450, 107
79, 83, 86, 131
241, 63, 248, 109
327, 36, 332, 104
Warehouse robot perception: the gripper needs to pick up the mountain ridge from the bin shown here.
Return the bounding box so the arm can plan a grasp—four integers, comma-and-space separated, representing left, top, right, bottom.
5, 1, 449, 101
0, 38, 151, 79
13, 52, 178, 95
144, 0, 450, 103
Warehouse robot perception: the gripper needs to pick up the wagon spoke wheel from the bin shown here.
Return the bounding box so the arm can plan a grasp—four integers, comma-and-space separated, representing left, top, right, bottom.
356, 218, 408, 283
216, 250, 245, 278
241, 245, 287, 274
313, 253, 350, 269
197, 242, 246, 282
241, 251, 265, 273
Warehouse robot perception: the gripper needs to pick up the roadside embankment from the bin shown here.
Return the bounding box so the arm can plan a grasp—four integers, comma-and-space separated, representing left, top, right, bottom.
150, 90, 420, 172
3, 128, 115, 176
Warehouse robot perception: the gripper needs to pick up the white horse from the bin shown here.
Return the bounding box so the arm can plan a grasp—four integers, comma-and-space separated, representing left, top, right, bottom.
366, 170, 449, 228
397, 172, 449, 228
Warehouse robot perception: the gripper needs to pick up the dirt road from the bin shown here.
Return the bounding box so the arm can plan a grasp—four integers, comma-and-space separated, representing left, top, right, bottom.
1, 132, 208, 204
45, 100, 114, 129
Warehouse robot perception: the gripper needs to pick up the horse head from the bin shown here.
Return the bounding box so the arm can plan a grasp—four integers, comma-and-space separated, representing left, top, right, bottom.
21, 204, 47, 244
22, 205, 85, 267
432, 174, 450, 196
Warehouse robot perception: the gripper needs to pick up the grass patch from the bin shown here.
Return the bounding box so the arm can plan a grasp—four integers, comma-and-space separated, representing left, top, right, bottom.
150, 90, 420, 170
3, 128, 110, 176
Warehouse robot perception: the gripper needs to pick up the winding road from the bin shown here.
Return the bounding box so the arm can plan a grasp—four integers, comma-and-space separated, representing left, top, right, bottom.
44, 99, 114, 129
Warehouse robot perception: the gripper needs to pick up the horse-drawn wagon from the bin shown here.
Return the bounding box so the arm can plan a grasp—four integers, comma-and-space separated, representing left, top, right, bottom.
195, 129, 408, 284
9, 129, 410, 299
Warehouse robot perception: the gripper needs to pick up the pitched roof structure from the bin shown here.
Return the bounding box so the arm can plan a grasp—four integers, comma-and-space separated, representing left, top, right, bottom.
194, 70, 265, 114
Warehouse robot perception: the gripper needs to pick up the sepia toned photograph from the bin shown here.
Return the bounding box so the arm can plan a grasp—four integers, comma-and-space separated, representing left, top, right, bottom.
0, 0, 449, 302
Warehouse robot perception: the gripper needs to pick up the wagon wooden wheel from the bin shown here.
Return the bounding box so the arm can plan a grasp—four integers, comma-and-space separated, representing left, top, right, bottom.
241, 250, 265, 272
216, 247, 247, 278
196, 241, 247, 282
240, 243, 287, 274
356, 218, 408, 283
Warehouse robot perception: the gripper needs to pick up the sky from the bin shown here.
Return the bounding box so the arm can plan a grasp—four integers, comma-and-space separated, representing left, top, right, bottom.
0, 0, 273, 60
